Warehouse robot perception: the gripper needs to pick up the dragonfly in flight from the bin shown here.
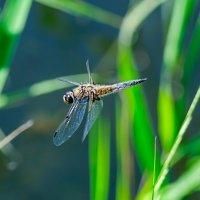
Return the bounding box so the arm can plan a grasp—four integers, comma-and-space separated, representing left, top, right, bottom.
53, 61, 147, 146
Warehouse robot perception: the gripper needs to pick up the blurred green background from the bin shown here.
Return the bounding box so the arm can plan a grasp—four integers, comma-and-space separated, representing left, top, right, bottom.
0, 0, 200, 199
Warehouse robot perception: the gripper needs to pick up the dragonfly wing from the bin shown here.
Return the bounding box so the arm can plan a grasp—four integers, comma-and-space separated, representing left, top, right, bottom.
82, 99, 103, 141
53, 97, 88, 146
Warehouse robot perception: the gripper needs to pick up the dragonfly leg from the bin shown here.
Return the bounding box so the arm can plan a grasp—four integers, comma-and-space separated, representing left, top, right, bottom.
90, 89, 100, 102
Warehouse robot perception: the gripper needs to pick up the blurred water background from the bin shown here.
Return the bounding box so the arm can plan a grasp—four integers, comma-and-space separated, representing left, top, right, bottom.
0, 0, 200, 200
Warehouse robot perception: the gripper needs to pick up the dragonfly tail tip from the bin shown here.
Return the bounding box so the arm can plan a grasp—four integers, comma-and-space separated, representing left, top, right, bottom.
82, 135, 87, 143
140, 78, 147, 83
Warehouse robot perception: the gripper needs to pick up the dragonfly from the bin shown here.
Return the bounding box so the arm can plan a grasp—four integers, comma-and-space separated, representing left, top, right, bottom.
53, 61, 147, 146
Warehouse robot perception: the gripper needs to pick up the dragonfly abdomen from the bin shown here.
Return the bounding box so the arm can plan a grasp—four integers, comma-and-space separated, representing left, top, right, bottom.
114, 78, 147, 90
95, 85, 114, 96
96, 78, 147, 97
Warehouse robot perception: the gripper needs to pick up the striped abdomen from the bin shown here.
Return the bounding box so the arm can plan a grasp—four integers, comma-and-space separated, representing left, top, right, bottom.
95, 78, 147, 97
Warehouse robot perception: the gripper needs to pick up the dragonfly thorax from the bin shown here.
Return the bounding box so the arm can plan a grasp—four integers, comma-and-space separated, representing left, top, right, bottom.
63, 91, 74, 104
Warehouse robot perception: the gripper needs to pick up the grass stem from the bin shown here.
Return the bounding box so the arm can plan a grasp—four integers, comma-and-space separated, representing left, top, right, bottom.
155, 86, 200, 192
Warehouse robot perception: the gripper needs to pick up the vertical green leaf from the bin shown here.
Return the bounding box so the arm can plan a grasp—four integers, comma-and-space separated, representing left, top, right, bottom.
158, 0, 197, 151
117, 0, 163, 173
183, 15, 200, 87
115, 99, 132, 200
89, 117, 110, 200
158, 84, 176, 151
0, 0, 32, 93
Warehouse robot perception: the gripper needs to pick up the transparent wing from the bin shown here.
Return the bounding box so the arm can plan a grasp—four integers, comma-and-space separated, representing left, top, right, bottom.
82, 99, 103, 141
57, 77, 80, 86
53, 97, 88, 146
86, 59, 93, 84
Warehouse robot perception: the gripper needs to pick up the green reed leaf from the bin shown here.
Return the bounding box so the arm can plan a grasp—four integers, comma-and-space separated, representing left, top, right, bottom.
36, 0, 122, 29
158, 0, 197, 151
118, 0, 164, 173
89, 117, 110, 200
0, 0, 32, 94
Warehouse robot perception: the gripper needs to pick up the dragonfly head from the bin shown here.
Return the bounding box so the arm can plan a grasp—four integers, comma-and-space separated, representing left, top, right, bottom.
63, 91, 74, 104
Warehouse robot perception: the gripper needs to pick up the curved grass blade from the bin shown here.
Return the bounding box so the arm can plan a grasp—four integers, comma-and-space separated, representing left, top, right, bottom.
36, 0, 122, 29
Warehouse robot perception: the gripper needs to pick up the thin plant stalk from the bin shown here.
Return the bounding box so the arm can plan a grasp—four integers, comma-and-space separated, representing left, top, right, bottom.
152, 137, 157, 200
0, 120, 33, 149
155, 86, 200, 193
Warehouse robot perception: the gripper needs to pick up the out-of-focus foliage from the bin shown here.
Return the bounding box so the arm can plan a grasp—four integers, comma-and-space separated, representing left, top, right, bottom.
0, 0, 199, 200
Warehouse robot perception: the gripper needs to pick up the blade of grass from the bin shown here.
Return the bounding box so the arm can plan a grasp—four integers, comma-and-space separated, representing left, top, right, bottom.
115, 99, 132, 200
158, 0, 197, 151
136, 176, 155, 200
0, 120, 33, 149
89, 117, 110, 200
152, 137, 157, 200
159, 157, 200, 200
158, 86, 176, 151
155, 86, 200, 193
0, 128, 20, 168
118, 0, 164, 173
162, 0, 197, 70
183, 14, 200, 87
36, 0, 122, 29
173, 133, 200, 164
0, 0, 32, 94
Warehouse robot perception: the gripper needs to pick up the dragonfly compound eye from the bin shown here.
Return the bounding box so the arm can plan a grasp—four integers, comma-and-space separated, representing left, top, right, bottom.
63, 91, 74, 104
